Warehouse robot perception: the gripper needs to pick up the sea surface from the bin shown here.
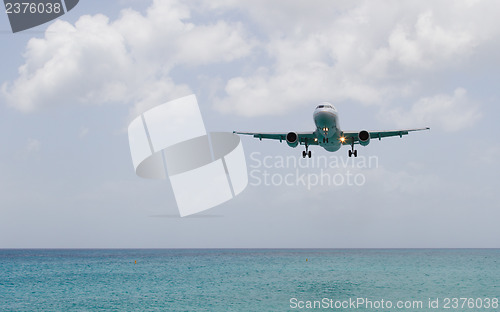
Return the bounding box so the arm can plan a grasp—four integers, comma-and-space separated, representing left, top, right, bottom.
0, 249, 499, 311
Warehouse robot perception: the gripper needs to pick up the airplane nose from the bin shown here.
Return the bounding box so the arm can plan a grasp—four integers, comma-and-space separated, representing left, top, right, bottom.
313, 110, 336, 138
313, 110, 329, 127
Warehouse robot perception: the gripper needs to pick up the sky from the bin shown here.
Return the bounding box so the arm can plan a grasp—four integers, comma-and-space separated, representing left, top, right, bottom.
0, 0, 499, 248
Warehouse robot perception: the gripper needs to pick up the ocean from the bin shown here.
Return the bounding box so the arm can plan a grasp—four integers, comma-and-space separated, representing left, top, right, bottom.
0, 249, 498, 311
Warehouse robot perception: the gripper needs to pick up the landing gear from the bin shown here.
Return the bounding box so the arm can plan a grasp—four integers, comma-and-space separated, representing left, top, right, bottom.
348, 140, 357, 157
322, 138, 329, 143
302, 143, 312, 158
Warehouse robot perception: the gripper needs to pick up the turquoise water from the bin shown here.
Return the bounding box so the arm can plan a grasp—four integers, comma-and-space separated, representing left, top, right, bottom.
0, 249, 499, 311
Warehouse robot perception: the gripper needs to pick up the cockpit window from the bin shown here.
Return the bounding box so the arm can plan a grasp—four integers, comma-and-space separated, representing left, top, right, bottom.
317, 104, 334, 109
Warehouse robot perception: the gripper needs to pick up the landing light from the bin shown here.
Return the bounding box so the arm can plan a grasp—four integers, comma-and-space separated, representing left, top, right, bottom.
314, 138, 318, 142
340, 137, 346, 143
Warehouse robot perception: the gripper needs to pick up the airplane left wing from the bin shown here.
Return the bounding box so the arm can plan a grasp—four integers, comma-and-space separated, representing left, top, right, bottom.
342, 127, 430, 144
233, 131, 319, 145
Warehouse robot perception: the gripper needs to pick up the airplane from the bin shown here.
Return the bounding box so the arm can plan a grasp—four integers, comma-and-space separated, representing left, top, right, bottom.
234, 102, 429, 158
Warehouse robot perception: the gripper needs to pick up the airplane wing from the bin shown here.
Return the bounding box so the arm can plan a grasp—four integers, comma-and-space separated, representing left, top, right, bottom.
233, 131, 319, 145
342, 127, 430, 144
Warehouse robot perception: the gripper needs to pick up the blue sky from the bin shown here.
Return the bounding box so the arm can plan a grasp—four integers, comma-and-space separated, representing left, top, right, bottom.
0, 0, 499, 248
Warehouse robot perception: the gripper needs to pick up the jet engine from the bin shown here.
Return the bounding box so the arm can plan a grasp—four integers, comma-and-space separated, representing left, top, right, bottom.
358, 130, 370, 146
286, 132, 299, 148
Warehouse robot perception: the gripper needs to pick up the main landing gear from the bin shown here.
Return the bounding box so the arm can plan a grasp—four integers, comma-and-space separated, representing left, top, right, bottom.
348, 140, 357, 157
302, 142, 312, 158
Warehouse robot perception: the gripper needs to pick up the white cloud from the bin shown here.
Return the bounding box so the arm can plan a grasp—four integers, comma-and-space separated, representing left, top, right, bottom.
3, 0, 500, 122
212, 1, 499, 117
382, 88, 481, 132
383, 11, 476, 70
1, 0, 255, 113
3, 15, 135, 113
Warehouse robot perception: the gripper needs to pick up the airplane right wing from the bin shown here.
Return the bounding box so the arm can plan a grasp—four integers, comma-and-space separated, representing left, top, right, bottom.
342, 127, 430, 144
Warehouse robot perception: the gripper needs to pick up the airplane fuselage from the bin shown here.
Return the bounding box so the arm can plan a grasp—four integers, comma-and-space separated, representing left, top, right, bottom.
313, 103, 342, 152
